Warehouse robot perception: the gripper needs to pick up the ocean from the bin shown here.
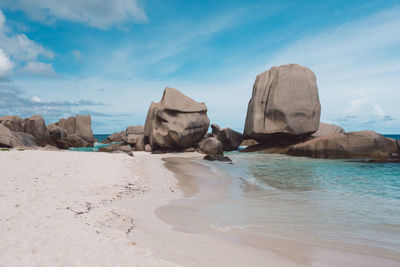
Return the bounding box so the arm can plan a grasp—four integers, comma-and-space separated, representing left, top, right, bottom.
157, 152, 400, 261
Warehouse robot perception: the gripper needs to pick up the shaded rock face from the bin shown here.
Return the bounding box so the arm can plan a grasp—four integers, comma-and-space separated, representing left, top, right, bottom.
24, 115, 53, 146
312, 122, 344, 138
288, 131, 398, 159
211, 124, 243, 151
144, 87, 210, 149
244, 64, 321, 145
198, 137, 223, 156
0, 124, 38, 148
107, 131, 125, 142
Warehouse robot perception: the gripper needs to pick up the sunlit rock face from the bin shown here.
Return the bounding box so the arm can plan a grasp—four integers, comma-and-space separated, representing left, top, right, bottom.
144, 87, 210, 149
244, 64, 321, 145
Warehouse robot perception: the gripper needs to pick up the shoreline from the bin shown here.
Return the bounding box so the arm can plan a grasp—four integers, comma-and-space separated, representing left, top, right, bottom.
157, 156, 400, 266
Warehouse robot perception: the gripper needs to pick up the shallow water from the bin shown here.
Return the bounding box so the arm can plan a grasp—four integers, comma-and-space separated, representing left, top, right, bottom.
158, 153, 400, 262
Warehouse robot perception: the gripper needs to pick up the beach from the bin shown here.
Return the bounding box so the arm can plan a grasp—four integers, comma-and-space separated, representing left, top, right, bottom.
1, 149, 399, 266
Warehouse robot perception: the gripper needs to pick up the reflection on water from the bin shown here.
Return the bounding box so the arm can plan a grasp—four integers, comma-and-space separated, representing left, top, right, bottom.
158, 152, 400, 259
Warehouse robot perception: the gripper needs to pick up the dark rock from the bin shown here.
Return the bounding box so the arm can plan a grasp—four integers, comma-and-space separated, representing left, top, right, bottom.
144, 87, 210, 149
203, 155, 232, 162
244, 64, 321, 145
64, 135, 90, 148
198, 137, 223, 156
211, 124, 243, 151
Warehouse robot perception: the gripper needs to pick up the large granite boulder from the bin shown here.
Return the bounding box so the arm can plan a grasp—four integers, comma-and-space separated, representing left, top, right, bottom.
211, 124, 243, 151
312, 122, 344, 138
107, 131, 125, 142
0, 115, 25, 132
50, 115, 94, 148
244, 64, 321, 145
288, 131, 398, 159
24, 115, 53, 146
198, 137, 223, 156
144, 87, 210, 149
0, 124, 38, 147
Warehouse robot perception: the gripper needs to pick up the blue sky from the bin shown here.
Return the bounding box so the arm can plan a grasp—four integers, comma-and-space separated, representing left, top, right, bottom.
0, 0, 399, 133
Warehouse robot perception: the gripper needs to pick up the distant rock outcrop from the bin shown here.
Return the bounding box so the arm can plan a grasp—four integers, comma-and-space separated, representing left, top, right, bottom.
211, 124, 243, 151
0, 115, 25, 132
24, 115, 53, 146
288, 131, 398, 159
244, 64, 321, 145
312, 122, 344, 138
0, 124, 38, 148
144, 87, 210, 149
48, 115, 94, 148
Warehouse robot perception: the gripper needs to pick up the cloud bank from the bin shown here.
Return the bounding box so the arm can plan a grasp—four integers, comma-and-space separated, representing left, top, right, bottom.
0, 0, 147, 29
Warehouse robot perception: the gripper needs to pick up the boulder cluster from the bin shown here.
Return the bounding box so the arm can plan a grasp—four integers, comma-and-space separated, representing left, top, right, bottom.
242, 64, 399, 160
0, 115, 94, 149
100, 87, 242, 160
1, 63, 398, 162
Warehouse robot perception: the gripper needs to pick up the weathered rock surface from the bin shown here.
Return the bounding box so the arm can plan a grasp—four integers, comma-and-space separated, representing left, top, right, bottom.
288, 131, 398, 159
198, 137, 223, 156
244, 64, 321, 145
312, 122, 344, 138
107, 131, 126, 142
0, 124, 38, 147
98, 143, 123, 153
126, 125, 144, 135
49, 115, 94, 148
211, 124, 243, 151
0, 116, 25, 132
24, 115, 53, 146
144, 87, 210, 149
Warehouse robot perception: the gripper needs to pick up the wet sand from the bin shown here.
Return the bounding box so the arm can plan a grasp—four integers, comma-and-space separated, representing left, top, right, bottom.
157, 157, 400, 266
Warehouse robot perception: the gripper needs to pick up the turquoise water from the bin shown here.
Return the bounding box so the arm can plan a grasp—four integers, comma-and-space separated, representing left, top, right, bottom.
161, 152, 400, 259
384, 134, 400, 140
69, 134, 110, 152
213, 153, 400, 252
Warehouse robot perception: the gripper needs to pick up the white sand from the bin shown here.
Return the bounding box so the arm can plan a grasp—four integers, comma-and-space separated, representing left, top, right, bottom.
0, 150, 182, 266
3, 150, 390, 267
0, 150, 291, 266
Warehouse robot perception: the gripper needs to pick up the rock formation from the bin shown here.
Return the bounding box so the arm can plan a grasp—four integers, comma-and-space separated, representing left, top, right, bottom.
288, 131, 397, 159
244, 64, 321, 145
0, 124, 38, 147
0, 116, 25, 132
144, 87, 210, 149
198, 137, 223, 156
24, 115, 53, 146
312, 122, 344, 138
211, 124, 243, 151
48, 115, 94, 148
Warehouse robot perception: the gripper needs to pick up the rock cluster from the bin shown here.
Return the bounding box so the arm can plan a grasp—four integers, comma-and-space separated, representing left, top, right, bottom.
0, 114, 94, 149
101, 125, 145, 153
242, 63, 398, 161
47, 115, 94, 148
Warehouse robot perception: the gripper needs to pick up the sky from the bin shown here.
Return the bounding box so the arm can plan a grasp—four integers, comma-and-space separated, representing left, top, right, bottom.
0, 0, 399, 134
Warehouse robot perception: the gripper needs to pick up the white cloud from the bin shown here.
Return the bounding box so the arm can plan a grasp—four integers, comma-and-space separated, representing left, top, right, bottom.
21, 62, 55, 76
0, 48, 14, 76
0, 10, 54, 77
31, 96, 42, 103
72, 50, 82, 60
0, 0, 147, 29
